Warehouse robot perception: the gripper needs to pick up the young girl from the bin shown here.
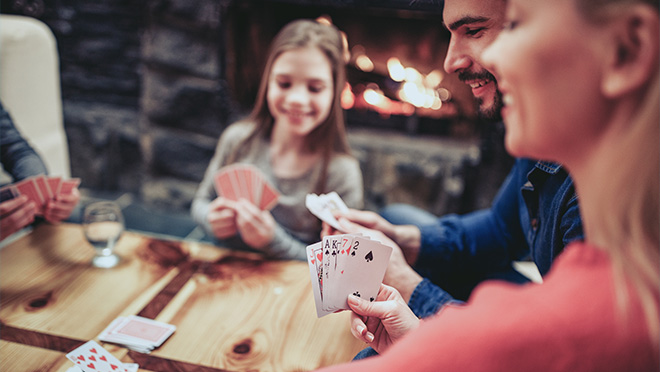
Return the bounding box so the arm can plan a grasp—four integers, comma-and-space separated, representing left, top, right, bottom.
316, 0, 659, 370
191, 19, 363, 260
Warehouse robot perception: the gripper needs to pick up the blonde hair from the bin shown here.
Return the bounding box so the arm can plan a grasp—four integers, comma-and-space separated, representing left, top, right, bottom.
579, 0, 660, 343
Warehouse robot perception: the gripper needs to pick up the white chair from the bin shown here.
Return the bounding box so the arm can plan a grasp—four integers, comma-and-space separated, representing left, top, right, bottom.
0, 14, 71, 182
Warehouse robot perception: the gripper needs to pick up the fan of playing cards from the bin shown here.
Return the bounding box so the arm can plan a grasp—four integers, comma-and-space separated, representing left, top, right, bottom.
306, 233, 392, 318
214, 164, 279, 210
0, 175, 80, 214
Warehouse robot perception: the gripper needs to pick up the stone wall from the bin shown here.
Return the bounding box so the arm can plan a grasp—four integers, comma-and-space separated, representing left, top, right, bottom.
3, 0, 512, 218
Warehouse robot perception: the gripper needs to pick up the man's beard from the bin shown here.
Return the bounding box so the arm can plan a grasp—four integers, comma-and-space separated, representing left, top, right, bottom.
458, 70, 504, 122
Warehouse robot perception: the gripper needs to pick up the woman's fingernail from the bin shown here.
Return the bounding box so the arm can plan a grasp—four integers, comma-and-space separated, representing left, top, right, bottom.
366, 332, 374, 343
357, 325, 365, 335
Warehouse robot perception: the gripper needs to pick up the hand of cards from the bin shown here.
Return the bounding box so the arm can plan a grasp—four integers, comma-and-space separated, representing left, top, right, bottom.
306, 191, 349, 231
0, 175, 80, 214
306, 234, 392, 318
214, 164, 279, 210
98, 315, 176, 354
66, 340, 138, 372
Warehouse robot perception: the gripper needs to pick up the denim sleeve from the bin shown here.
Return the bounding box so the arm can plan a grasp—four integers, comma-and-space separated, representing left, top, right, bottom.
414, 161, 528, 279
0, 102, 48, 181
408, 278, 463, 318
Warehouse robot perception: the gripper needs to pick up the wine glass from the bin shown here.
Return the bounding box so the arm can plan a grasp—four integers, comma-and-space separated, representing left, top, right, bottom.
83, 201, 124, 268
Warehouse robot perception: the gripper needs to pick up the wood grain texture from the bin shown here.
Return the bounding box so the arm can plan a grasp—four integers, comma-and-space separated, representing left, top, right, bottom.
0, 224, 180, 341
151, 250, 365, 371
0, 341, 72, 372
1, 223, 367, 371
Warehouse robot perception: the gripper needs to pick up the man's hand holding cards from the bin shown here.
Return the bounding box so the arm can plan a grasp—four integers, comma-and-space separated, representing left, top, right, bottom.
306, 192, 349, 232
306, 234, 392, 318
214, 164, 279, 210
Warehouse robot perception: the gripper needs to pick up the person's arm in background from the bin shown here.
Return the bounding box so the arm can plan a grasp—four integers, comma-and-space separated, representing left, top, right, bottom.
0, 102, 48, 179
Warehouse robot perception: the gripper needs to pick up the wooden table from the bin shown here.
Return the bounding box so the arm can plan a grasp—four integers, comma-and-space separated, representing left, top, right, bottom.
0, 223, 364, 371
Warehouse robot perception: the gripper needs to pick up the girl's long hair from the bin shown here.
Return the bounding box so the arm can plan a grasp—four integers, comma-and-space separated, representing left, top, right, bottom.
228, 19, 350, 193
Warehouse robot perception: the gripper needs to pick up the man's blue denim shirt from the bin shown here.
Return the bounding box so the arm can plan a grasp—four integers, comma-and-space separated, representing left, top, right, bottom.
409, 158, 584, 318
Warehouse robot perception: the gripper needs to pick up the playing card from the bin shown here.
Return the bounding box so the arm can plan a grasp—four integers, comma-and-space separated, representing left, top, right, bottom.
323, 234, 358, 310
258, 178, 279, 210
34, 175, 53, 200
66, 340, 128, 372
321, 191, 349, 214
99, 315, 176, 353
214, 170, 238, 201
59, 178, 81, 195
306, 193, 343, 231
0, 184, 18, 202
47, 176, 62, 196
14, 177, 45, 213
321, 234, 343, 311
331, 236, 392, 310
306, 242, 333, 318
114, 315, 176, 346
67, 364, 139, 372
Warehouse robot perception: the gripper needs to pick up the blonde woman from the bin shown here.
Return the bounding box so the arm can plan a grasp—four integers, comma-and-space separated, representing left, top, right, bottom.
317, 0, 659, 370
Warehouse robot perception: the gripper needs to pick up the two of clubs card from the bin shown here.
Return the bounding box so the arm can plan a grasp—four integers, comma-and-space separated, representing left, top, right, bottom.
306, 234, 392, 318
98, 315, 176, 354
0, 175, 80, 214
65, 340, 138, 372
305, 191, 349, 231
214, 164, 279, 210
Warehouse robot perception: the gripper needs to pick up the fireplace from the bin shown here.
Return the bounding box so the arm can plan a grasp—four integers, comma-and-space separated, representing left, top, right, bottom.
222, 0, 477, 136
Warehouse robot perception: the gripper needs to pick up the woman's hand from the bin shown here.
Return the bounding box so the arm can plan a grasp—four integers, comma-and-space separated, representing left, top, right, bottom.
0, 195, 37, 241
234, 199, 276, 249
43, 187, 80, 224
347, 283, 420, 354
207, 197, 239, 239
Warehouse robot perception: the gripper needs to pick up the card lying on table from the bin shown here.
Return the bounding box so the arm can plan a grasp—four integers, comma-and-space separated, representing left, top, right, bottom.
66, 340, 130, 372
99, 315, 176, 354
213, 164, 279, 210
306, 234, 392, 318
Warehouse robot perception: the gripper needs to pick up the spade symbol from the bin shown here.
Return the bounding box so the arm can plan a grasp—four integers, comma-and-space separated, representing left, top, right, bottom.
325, 249, 330, 255
370, 297, 375, 302
351, 251, 356, 256
365, 251, 373, 262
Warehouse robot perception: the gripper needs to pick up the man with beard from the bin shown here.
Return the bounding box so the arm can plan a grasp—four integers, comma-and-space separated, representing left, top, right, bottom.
326, 0, 584, 338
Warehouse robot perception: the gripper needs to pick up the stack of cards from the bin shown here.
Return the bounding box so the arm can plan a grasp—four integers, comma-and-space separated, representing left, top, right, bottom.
305, 192, 349, 231
306, 234, 392, 318
98, 315, 176, 353
66, 340, 138, 372
214, 164, 279, 210
0, 175, 80, 214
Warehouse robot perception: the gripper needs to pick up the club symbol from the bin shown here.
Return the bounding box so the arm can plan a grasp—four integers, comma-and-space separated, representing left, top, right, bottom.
364, 251, 373, 262
353, 291, 361, 297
